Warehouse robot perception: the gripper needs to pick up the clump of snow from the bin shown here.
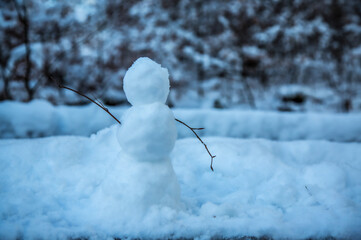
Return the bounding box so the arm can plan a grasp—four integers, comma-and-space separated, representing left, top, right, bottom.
123, 57, 170, 105
117, 102, 177, 161
0, 128, 360, 239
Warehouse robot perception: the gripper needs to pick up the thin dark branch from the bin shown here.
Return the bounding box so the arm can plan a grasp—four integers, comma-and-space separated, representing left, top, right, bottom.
50, 76, 121, 125
92, 94, 108, 110
305, 186, 312, 196
175, 118, 216, 171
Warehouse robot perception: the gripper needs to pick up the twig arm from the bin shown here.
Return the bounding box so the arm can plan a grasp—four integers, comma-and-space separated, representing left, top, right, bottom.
60, 85, 121, 125
175, 118, 216, 171
51, 76, 121, 125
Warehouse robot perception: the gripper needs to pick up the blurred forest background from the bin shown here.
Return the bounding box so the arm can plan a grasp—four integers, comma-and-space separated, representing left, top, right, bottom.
1, 0, 360, 112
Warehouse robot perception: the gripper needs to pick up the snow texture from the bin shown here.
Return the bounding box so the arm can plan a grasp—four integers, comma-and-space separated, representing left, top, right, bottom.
1, 100, 361, 142
0, 126, 360, 239
123, 57, 170, 106
118, 102, 177, 161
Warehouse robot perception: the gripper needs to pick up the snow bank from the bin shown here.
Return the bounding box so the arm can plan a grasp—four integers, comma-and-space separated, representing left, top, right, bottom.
174, 109, 361, 142
0, 100, 58, 138
1, 100, 361, 142
0, 100, 123, 138
0, 126, 360, 239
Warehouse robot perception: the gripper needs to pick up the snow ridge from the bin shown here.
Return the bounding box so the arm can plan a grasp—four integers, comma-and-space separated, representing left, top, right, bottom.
1, 100, 361, 142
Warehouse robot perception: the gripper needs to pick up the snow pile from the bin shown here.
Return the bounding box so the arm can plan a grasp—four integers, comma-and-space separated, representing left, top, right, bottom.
0, 127, 360, 239
173, 138, 361, 239
1, 101, 361, 142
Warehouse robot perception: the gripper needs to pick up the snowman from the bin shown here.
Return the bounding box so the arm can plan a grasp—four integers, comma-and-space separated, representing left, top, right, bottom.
114, 57, 181, 216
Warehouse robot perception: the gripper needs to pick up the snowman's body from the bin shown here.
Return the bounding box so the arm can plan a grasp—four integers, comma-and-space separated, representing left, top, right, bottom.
118, 102, 177, 162
114, 57, 180, 215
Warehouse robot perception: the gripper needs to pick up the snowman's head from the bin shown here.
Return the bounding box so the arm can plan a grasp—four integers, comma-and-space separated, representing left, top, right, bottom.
123, 57, 170, 106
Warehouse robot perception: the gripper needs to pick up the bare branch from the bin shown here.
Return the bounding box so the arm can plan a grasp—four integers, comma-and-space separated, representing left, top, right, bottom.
305, 186, 312, 196
92, 93, 108, 110
50, 76, 121, 125
175, 118, 216, 171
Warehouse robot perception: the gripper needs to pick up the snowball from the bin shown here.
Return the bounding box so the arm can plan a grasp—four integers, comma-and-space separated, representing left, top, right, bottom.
117, 102, 177, 161
123, 57, 170, 105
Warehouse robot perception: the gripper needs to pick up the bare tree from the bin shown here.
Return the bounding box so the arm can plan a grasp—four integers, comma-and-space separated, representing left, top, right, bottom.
12, 0, 36, 101
0, 44, 11, 100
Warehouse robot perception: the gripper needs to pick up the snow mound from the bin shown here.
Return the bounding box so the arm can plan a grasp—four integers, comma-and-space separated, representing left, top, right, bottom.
118, 102, 177, 161
123, 57, 170, 105
0, 127, 360, 239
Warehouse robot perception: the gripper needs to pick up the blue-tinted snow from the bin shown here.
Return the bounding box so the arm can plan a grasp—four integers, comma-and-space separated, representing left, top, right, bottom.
0, 126, 360, 239
1, 100, 361, 142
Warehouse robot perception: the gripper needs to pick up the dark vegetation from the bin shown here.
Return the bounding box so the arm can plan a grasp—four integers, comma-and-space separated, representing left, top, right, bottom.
1, 0, 360, 111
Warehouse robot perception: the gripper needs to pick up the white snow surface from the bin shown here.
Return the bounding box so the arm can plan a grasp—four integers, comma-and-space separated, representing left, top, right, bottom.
0, 125, 361, 239
1, 100, 361, 142
118, 102, 177, 161
123, 57, 170, 105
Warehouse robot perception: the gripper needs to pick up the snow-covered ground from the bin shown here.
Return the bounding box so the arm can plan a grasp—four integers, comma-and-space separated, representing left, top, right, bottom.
0, 125, 360, 239
1, 100, 361, 142
1, 57, 360, 240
